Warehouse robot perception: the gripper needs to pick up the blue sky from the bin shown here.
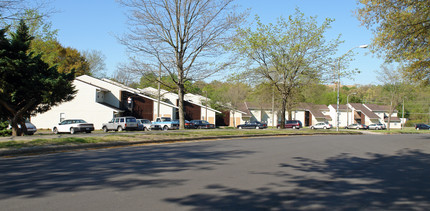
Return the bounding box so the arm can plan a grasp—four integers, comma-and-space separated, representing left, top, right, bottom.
50, 0, 382, 85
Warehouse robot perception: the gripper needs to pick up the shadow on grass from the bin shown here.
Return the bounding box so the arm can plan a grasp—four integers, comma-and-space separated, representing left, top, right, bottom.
165, 149, 430, 210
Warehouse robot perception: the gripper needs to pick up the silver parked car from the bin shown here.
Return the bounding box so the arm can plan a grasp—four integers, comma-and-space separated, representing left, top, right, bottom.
102, 116, 138, 132
310, 122, 332, 130
137, 119, 156, 131
368, 123, 386, 130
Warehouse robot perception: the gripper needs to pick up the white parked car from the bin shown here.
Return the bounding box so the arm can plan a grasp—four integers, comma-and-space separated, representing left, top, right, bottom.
310, 122, 332, 130
53, 119, 94, 134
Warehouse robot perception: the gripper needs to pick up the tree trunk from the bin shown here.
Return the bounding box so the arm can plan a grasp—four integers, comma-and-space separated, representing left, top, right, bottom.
9, 116, 23, 136
178, 85, 185, 130
387, 100, 393, 131
280, 96, 287, 129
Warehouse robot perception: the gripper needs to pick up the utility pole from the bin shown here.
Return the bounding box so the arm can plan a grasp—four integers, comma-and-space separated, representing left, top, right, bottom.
205, 91, 208, 121
157, 63, 161, 118
401, 98, 405, 130
272, 86, 275, 127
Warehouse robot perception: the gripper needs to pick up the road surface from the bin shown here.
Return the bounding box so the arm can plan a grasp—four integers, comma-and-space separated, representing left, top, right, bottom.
1, 134, 430, 210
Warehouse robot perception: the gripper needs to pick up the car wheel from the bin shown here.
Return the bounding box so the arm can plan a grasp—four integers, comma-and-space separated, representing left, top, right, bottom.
277, 126, 280, 129
163, 126, 168, 131
356, 127, 360, 130
70, 128, 75, 134
86, 131, 91, 133
53, 127, 58, 134
323, 126, 327, 129
117, 127, 123, 132
310, 126, 314, 130
103, 126, 108, 133
238, 126, 243, 129
417, 127, 420, 130
256, 126, 260, 129
198, 126, 202, 129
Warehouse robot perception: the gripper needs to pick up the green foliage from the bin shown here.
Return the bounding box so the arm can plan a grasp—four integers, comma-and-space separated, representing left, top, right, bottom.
0, 121, 11, 136
231, 8, 343, 127
357, 0, 430, 84
0, 20, 76, 136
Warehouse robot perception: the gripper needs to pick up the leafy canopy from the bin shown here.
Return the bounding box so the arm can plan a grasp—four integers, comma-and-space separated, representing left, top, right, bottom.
357, 0, 430, 84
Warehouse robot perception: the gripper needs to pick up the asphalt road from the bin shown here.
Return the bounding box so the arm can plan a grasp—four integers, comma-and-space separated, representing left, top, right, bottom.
1, 134, 430, 210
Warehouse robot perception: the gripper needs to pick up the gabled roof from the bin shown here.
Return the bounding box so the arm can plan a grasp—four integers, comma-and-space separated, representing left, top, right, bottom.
385, 116, 401, 122
240, 102, 253, 118
297, 103, 329, 119
349, 103, 380, 119
140, 87, 221, 113
329, 104, 349, 111
364, 104, 397, 113
75, 78, 109, 92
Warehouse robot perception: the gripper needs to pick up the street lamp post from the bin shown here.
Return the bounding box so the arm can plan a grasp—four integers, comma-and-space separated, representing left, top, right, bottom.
346, 92, 357, 127
336, 44, 368, 132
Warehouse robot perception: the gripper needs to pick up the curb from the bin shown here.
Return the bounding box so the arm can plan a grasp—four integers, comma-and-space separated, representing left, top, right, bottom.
0, 132, 362, 157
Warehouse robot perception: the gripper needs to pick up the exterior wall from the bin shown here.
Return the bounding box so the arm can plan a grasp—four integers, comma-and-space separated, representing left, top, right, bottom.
293, 110, 306, 126
153, 102, 176, 121
388, 121, 401, 129
229, 111, 247, 127
328, 105, 348, 127
31, 80, 117, 130
78, 75, 123, 108
200, 107, 216, 124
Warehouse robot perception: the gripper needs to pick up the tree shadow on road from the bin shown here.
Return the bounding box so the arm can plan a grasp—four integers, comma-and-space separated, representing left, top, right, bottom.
165, 149, 430, 210
0, 143, 256, 199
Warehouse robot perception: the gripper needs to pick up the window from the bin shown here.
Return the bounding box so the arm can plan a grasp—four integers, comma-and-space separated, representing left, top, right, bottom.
60, 113, 65, 122
120, 118, 125, 123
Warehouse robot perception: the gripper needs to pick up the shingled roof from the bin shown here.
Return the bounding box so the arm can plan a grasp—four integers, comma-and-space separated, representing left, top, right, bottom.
330, 104, 349, 111
349, 103, 380, 119
364, 104, 397, 113
297, 103, 329, 119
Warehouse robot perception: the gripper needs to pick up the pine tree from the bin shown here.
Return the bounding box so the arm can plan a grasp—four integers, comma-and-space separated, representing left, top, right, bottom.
0, 20, 76, 136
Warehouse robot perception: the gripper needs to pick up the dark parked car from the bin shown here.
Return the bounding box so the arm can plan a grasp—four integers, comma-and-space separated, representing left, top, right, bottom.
172, 120, 196, 129
190, 120, 215, 129
415, 124, 430, 130
277, 120, 302, 129
237, 121, 267, 129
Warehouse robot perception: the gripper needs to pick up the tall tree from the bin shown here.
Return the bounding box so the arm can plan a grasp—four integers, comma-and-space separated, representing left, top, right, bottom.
0, 20, 76, 136
356, 0, 430, 84
231, 9, 342, 128
377, 65, 408, 130
82, 49, 107, 78
118, 0, 245, 129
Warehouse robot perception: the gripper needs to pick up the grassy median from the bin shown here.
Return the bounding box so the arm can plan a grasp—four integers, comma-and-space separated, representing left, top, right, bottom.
0, 129, 361, 150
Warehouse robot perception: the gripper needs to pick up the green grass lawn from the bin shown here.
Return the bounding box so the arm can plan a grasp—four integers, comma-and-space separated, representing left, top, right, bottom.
0, 128, 361, 150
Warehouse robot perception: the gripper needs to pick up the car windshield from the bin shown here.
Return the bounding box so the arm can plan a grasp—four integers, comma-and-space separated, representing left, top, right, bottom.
126, 118, 136, 122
